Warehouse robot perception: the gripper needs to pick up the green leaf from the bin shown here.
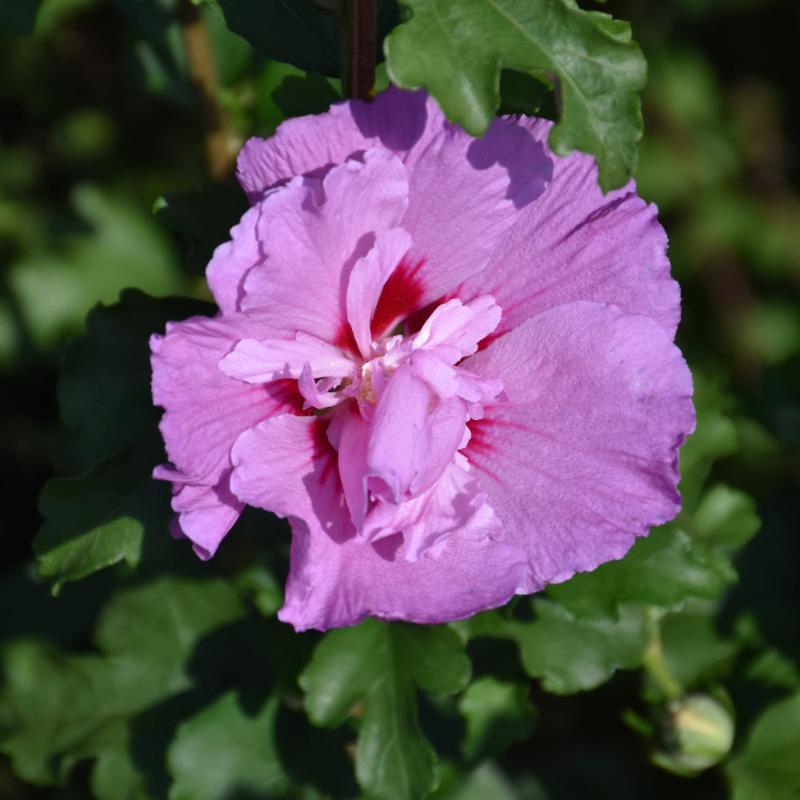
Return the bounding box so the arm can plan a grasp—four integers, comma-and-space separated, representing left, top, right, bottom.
34, 291, 213, 589
271, 71, 342, 118
58, 289, 213, 472
218, 0, 399, 76
153, 184, 248, 276
0, 577, 245, 791
660, 601, 740, 688
168, 692, 290, 800
301, 619, 471, 800
458, 677, 536, 761
5, 187, 183, 356
689, 484, 761, 551
677, 374, 738, 513
547, 526, 726, 621
437, 763, 524, 800
468, 602, 648, 694
386, 0, 646, 189
218, 0, 340, 75
34, 450, 169, 592
515, 602, 648, 694
726, 691, 800, 800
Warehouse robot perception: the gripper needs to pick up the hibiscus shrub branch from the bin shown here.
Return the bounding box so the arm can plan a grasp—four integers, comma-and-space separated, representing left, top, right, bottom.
342, 0, 378, 100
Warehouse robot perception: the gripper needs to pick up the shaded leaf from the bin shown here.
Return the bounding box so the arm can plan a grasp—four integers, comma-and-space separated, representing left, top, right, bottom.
34, 291, 213, 588
34, 450, 169, 592
468, 602, 648, 694
458, 677, 536, 761
271, 71, 342, 118
301, 619, 470, 800
0, 577, 245, 792
168, 692, 289, 800
690, 484, 761, 551
547, 526, 726, 621
153, 184, 248, 276
726, 691, 800, 800
515, 602, 648, 694
0, 0, 42, 35
219, 0, 340, 75
218, 0, 398, 76
660, 601, 740, 688
386, 0, 646, 189
58, 289, 213, 472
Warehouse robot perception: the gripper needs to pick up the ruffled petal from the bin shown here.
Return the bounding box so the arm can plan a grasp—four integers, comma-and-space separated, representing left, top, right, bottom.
236, 92, 554, 338
412, 296, 502, 362
336, 407, 371, 530
151, 314, 301, 556
459, 126, 680, 339
278, 508, 527, 631
363, 458, 499, 561
151, 314, 301, 486
462, 301, 695, 590
205, 189, 283, 315
346, 227, 412, 357
229, 414, 352, 540
372, 117, 553, 330
236, 87, 443, 201
239, 149, 409, 345
365, 365, 432, 503
157, 472, 242, 560
219, 333, 354, 383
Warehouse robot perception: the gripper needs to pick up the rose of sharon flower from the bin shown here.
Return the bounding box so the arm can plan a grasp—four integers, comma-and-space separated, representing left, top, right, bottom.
151, 88, 694, 632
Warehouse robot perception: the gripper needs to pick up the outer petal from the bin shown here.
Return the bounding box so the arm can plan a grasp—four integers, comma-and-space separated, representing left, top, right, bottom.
279, 514, 528, 632
158, 475, 242, 560
239, 149, 409, 344
236, 87, 443, 201
238, 90, 555, 335
229, 414, 352, 541
462, 301, 695, 590
458, 125, 680, 338
205, 191, 276, 315
226, 383, 528, 631
151, 314, 300, 485
390, 118, 553, 317
151, 314, 301, 555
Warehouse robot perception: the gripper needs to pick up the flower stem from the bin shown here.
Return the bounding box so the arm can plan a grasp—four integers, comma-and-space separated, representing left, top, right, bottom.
177, 0, 236, 180
642, 609, 683, 700
343, 0, 377, 100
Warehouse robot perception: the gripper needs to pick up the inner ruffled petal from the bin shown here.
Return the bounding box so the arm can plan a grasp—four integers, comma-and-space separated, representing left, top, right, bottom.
219, 332, 354, 384
346, 227, 413, 358
412, 295, 502, 362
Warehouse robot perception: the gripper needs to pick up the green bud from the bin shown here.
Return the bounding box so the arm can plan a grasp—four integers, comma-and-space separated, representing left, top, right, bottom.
655, 694, 735, 775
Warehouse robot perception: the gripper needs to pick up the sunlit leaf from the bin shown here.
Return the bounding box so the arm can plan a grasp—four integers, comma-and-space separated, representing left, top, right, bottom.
386, 0, 646, 189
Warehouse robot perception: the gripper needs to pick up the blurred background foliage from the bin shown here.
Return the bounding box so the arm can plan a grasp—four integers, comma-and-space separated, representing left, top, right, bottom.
0, 0, 798, 798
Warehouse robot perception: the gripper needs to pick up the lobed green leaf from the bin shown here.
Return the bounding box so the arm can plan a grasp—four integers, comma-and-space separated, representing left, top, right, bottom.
301, 618, 470, 799
386, 0, 646, 190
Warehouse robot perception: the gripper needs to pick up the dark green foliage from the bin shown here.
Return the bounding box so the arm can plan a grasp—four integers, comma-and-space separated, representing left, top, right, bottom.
301, 620, 471, 799
1, 0, 798, 798
34, 292, 213, 590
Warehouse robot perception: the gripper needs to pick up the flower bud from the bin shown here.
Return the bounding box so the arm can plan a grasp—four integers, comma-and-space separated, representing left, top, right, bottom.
655, 694, 735, 774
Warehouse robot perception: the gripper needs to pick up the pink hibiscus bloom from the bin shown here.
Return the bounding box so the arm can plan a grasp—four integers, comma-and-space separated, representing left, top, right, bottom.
151, 88, 694, 632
